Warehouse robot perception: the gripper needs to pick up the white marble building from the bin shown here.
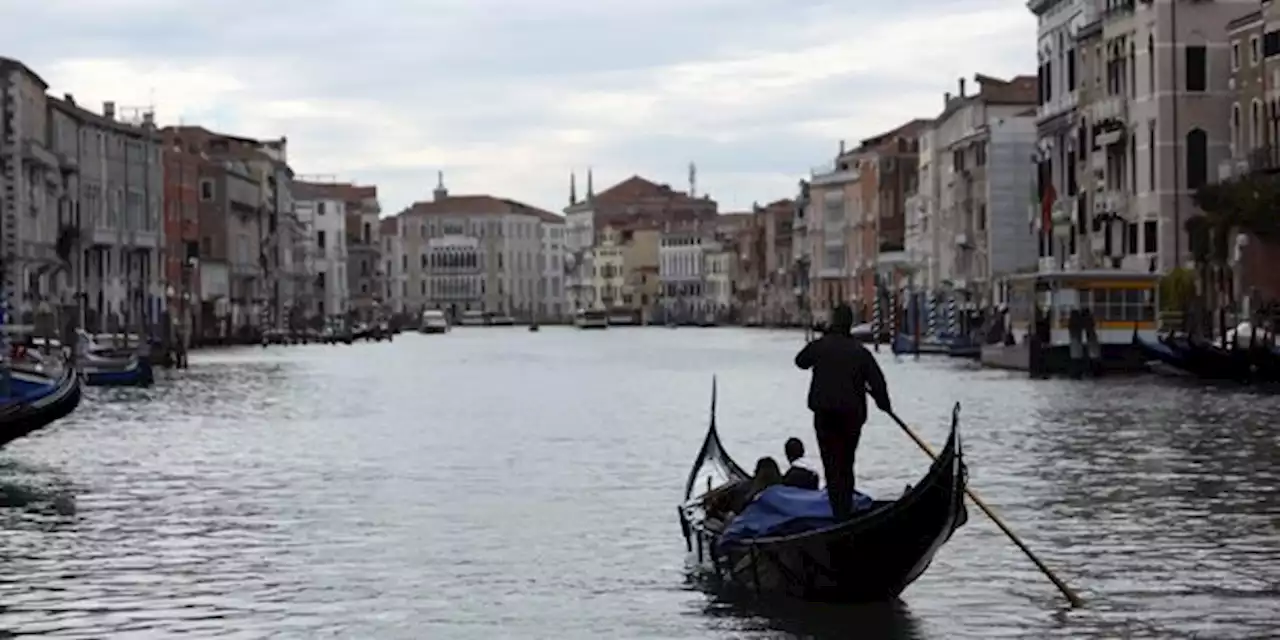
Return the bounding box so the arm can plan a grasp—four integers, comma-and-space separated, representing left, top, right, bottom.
293, 183, 348, 319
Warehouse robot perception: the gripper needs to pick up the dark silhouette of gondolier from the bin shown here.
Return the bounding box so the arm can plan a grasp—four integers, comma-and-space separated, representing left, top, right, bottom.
794, 303, 891, 521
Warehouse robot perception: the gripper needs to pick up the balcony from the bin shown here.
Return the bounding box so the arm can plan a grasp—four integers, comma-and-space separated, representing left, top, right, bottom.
1090, 95, 1127, 122
1103, 0, 1134, 19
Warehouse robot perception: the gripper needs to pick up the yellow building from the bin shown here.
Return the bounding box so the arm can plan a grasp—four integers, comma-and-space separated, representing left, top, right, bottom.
620, 226, 661, 321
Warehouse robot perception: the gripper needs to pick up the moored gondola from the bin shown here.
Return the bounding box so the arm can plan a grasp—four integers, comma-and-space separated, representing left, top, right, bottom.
1132, 330, 1256, 382
678, 382, 968, 603
0, 360, 83, 449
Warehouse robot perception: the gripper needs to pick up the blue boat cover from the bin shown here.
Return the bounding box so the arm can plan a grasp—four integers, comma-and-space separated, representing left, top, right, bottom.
719, 485, 874, 545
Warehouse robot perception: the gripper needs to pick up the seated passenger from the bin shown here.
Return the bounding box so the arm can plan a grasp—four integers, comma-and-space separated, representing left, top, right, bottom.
780, 437, 820, 490
735, 456, 783, 512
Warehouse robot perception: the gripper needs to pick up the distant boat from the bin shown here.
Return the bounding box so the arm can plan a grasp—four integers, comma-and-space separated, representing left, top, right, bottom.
81, 352, 154, 387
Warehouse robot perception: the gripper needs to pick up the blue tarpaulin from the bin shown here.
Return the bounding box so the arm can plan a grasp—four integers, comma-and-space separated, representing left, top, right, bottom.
719, 485, 874, 545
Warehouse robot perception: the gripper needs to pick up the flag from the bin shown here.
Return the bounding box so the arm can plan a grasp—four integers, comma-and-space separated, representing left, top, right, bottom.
1041, 179, 1057, 237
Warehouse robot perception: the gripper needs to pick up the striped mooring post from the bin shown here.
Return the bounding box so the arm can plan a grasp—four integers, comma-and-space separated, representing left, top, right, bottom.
945, 296, 958, 335
871, 289, 882, 338
926, 292, 938, 336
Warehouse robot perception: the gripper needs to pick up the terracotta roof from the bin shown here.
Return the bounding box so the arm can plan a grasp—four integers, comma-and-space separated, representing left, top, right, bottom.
975, 73, 1037, 105
592, 175, 703, 206
294, 181, 377, 202
379, 216, 398, 234
404, 195, 561, 222
162, 125, 286, 165
859, 118, 931, 151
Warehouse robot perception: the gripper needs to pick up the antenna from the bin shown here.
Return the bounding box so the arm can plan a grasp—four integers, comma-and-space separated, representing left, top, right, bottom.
689, 162, 697, 197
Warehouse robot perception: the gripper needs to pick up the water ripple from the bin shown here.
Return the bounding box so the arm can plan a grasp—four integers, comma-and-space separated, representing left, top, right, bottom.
0, 329, 1277, 638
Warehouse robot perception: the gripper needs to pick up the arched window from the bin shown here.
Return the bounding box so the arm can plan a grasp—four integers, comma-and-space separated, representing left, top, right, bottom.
1232, 103, 1241, 155
1186, 128, 1208, 190
1252, 100, 1262, 149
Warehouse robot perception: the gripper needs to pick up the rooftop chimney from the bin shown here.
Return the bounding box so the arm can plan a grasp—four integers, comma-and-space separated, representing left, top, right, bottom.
839, 139, 846, 154
944, 92, 951, 106
63, 93, 74, 105
103, 101, 115, 119
959, 78, 966, 97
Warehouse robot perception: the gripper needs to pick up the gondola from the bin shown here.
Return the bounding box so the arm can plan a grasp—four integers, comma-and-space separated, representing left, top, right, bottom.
677, 382, 968, 603
0, 361, 83, 449
1132, 331, 1254, 382
81, 352, 154, 387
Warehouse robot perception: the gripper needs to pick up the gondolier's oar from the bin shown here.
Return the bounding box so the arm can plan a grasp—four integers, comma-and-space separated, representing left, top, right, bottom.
886, 409, 1085, 609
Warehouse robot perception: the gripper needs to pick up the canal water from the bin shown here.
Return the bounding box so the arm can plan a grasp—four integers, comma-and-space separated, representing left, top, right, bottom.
1, 328, 1276, 639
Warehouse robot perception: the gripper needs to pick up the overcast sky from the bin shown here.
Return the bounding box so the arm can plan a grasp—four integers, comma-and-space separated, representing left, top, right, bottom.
5, 0, 1034, 216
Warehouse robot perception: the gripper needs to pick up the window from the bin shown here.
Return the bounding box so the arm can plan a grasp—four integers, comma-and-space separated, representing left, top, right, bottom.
1232, 41, 1241, 71
1143, 220, 1158, 254
1186, 128, 1208, 190
199, 180, 213, 201
363, 222, 371, 244
1184, 45, 1206, 92
1252, 36, 1261, 65
1066, 48, 1076, 90
1045, 61, 1053, 101
1267, 30, 1280, 58
317, 230, 326, 249
1148, 120, 1156, 190
1127, 222, 1139, 255
1252, 100, 1262, 148
1232, 103, 1242, 153
1152, 34, 1162, 94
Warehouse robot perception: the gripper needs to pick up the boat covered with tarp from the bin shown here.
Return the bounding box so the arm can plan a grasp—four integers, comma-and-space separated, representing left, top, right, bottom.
0, 356, 82, 448
677, 382, 968, 603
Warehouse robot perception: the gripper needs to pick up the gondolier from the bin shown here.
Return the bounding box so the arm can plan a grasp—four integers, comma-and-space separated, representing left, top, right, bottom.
794, 303, 892, 521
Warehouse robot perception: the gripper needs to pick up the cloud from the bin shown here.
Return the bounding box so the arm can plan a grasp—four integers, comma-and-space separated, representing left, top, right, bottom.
2, 0, 1035, 214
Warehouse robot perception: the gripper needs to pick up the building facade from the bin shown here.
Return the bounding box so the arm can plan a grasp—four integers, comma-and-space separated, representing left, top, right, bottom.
380, 216, 406, 318
1221, 4, 1280, 307
345, 187, 382, 323
561, 172, 718, 314
1032, 0, 1236, 275
1, 59, 166, 338
396, 176, 560, 319
913, 75, 1038, 305
293, 182, 348, 321
538, 214, 566, 321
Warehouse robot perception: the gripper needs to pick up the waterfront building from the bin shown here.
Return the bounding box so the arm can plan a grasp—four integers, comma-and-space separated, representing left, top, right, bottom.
343, 186, 382, 323
379, 216, 406, 318
293, 181, 349, 321
703, 240, 735, 321
590, 226, 625, 311
161, 137, 201, 341
396, 174, 558, 319
1216, 4, 1280, 308
804, 145, 858, 311
561, 172, 718, 313
658, 218, 711, 323
1031, 0, 1234, 275
739, 199, 799, 325
165, 126, 294, 333
617, 222, 660, 321
2, 57, 165, 335
1029, 0, 1088, 272
860, 121, 928, 316
914, 76, 1038, 307
537, 213, 566, 322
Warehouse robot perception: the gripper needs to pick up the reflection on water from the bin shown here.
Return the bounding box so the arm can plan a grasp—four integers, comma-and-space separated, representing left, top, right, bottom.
0, 330, 1277, 638
700, 593, 924, 640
